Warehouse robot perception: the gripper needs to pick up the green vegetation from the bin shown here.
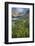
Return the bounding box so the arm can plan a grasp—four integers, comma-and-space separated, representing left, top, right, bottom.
12, 18, 29, 38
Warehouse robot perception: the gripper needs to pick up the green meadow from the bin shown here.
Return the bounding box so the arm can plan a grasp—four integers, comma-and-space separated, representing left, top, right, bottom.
12, 17, 29, 38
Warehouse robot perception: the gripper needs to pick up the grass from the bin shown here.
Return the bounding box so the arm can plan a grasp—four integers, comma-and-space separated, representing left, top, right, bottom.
12, 17, 29, 38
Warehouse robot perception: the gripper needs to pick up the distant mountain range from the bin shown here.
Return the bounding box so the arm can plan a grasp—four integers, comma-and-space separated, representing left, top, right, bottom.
12, 9, 29, 18
12, 13, 29, 21
12, 8, 29, 21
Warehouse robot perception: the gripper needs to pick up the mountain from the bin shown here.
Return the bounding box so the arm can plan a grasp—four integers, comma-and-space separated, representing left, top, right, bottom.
12, 8, 29, 21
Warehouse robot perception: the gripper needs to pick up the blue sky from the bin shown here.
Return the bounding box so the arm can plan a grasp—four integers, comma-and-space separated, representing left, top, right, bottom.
12, 8, 29, 14
16, 8, 24, 13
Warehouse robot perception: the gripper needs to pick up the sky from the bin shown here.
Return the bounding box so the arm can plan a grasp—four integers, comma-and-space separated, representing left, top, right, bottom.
12, 8, 29, 14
